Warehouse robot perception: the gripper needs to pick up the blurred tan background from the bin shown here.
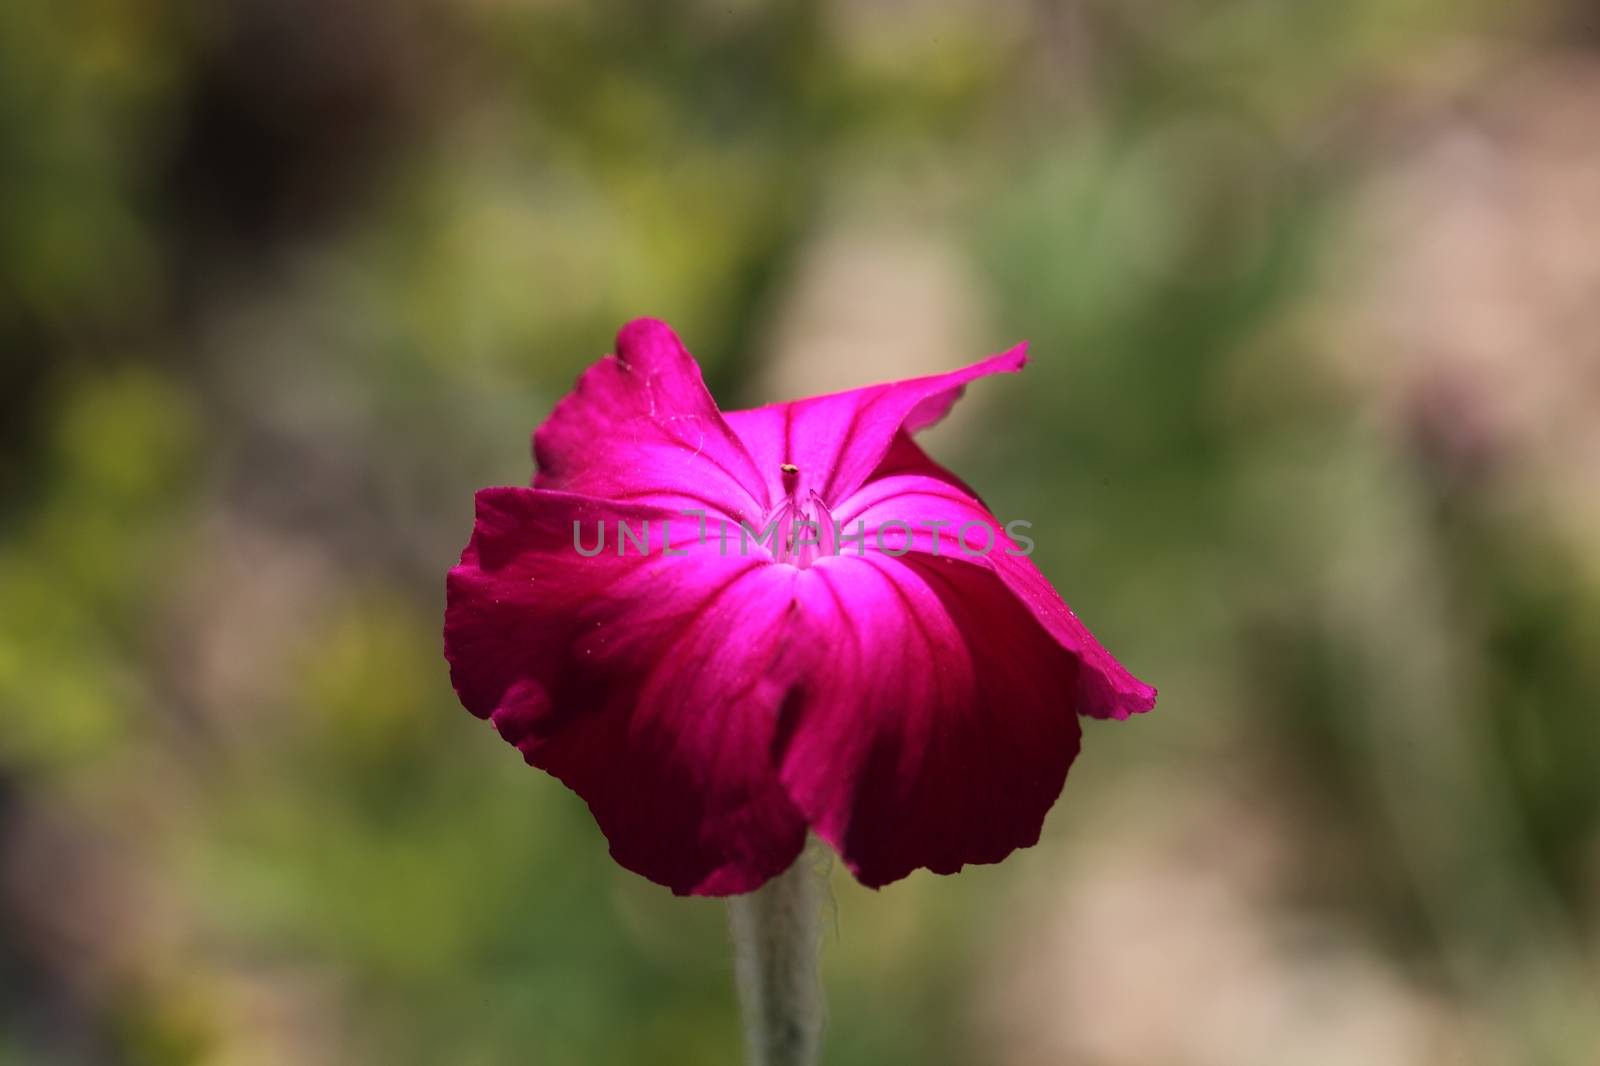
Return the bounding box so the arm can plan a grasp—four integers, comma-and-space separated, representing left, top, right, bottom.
3, 1, 1599, 1063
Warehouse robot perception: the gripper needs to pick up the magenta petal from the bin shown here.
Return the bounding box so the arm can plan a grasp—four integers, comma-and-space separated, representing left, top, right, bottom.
778, 553, 1083, 888
723, 343, 1028, 509
445, 487, 807, 895
449, 322, 1154, 894
838, 434, 1157, 721
532, 319, 770, 522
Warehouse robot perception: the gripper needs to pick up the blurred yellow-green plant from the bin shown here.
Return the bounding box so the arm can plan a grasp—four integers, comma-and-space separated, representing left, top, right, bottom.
4, 1, 1598, 1064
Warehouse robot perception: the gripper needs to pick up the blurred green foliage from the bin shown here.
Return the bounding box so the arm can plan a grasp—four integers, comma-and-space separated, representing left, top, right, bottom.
3, 1, 1597, 1064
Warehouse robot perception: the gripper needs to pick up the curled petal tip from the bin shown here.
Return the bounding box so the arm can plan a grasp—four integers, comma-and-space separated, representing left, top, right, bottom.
614, 316, 680, 357
1101, 682, 1158, 721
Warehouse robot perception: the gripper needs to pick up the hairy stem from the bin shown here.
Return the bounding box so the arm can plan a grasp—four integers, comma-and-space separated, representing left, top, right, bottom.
728, 839, 827, 1066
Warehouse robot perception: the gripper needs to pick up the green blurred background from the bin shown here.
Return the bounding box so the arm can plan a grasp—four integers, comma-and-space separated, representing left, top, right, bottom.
3, 1, 1599, 1063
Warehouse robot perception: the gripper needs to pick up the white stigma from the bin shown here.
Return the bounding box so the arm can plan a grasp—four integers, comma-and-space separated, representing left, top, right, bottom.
770, 489, 836, 570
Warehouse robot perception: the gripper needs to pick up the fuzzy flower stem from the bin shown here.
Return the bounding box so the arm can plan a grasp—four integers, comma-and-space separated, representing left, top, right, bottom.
728, 839, 827, 1066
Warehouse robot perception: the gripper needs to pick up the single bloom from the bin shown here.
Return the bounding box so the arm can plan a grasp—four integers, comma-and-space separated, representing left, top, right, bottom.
444, 319, 1156, 895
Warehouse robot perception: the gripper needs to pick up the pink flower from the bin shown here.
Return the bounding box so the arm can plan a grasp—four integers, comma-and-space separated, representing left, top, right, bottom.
444, 319, 1155, 895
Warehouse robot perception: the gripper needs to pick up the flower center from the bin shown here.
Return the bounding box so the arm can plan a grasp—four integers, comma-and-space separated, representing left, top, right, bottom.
769, 484, 836, 570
